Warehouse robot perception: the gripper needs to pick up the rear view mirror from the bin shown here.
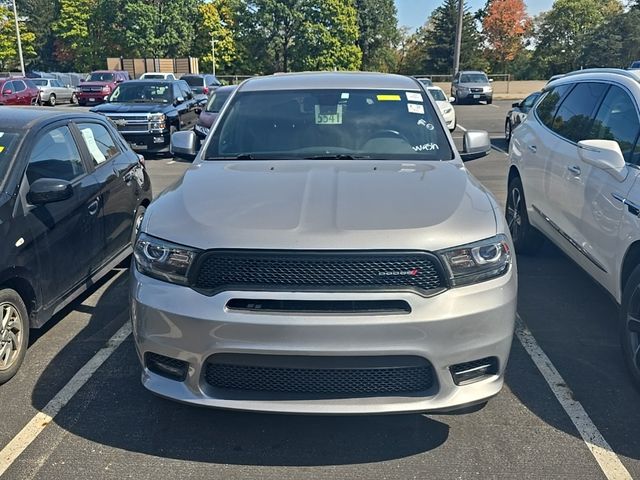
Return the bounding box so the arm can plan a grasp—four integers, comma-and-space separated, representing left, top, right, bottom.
577, 140, 627, 182
460, 130, 491, 161
27, 178, 73, 204
171, 131, 198, 160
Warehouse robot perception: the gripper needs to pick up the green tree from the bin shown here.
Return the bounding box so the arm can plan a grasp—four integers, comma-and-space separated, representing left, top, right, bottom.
354, 0, 399, 72
52, 0, 93, 70
0, 2, 36, 71
581, 9, 640, 68
194, 0, 238, 75
16, 0, 58, 70
533, 0, 623, 76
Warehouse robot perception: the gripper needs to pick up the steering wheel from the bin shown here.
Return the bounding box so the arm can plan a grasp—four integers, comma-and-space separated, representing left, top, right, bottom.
365, 129, 411, 144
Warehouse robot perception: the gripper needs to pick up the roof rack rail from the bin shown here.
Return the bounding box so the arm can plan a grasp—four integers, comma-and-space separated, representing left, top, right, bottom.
561, 68, 639, 81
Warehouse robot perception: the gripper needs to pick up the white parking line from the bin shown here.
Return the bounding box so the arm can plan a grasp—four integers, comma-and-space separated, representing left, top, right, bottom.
515, 315, 632, 480
0, 321, 132, 477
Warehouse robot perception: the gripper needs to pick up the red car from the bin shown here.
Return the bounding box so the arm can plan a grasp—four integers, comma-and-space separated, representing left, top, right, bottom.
77, 70, 130, 106
0, 77, 40, 105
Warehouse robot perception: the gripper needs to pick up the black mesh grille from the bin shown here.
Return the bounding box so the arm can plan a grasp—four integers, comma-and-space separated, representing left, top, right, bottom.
204, 355, 434, 396
192, 251, 447, 295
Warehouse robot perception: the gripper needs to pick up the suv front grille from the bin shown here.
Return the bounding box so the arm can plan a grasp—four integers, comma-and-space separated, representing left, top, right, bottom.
470, 88, 483, 93
192, 250, 447, 295
80, 86, 103, 93
204, 354, 435, 397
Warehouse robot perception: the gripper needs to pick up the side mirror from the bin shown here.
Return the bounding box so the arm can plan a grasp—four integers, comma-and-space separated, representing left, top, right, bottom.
115, 79, 123, 84
27, 178, 73, 205
449, 96, 455, 103
2, 90, 12, 95
577, 140, 627, 182
489, 78, 494, 83
170, 130, 198, 160
175, 96, 185, 105
80, 78, 85, 83
460, 130, 491, 161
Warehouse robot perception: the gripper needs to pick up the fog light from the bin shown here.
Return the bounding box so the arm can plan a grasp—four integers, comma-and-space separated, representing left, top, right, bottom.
450, 357, 498, 385
145, 352, 188, 381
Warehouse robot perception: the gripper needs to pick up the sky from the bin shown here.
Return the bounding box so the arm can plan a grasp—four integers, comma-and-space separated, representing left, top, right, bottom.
394, 0, 556, 31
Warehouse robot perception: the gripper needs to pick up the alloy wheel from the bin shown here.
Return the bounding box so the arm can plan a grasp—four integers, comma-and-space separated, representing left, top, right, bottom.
506, 186, 523, 242
0, 302, 23, 371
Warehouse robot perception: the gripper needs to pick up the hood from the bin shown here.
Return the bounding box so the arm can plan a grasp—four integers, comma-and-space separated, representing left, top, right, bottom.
91, 103, 171, 114
460, 82, 491, 88
144, 160, 497, 252
197, 111, 219, 128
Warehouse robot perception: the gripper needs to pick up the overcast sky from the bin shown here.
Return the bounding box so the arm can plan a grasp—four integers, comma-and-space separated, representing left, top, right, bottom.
394, 0, 555, 31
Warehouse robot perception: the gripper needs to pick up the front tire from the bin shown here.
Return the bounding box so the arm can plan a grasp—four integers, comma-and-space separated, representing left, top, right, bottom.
505, 120, 512, 143
48, 94, 56, 106
620, 265, 640, 391
0, 289, 29, 385
71, 93, 78, 104
505, 176, 544, 254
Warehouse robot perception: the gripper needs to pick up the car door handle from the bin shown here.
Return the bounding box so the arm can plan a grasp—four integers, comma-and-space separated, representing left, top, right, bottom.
88, 198, 100, 215
567, 165, 581, 176
528, 145, 537, 153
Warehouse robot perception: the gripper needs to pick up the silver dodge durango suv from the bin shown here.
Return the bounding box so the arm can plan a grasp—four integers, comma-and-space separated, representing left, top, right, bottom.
131, 72, 517, 414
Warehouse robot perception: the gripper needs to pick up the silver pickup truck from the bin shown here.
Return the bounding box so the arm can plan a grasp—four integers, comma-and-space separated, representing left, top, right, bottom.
131, 72, 517, 414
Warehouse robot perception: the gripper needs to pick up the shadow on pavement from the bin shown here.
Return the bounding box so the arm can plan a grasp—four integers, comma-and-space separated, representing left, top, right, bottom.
510, 241, 640, 462
30, 269, 449, 466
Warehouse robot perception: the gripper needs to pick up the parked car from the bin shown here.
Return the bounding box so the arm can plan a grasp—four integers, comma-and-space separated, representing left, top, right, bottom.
131, 72, 516, 414
140, 72, 176, 80
77, 70, 130, 106
427, 86, 456, 132
629, 61, 640, 70
505, 68, 640, 389
0, 108, 152, 384
416, 77, 433, 87
0, 78, 40, 106
31, 78, 78, 106
451, 70, 493, 104
180, 74, 221, 102
91, 79, 199, 153
194, 85, 237, 139
546, 74, 565, 85
504, 91, 541, 142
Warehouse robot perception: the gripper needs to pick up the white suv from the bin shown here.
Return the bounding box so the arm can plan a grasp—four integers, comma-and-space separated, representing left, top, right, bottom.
506, 69, 640, 388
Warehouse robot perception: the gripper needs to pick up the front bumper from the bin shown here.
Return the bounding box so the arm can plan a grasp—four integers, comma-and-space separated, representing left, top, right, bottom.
77, 93, 108, 105
121, 131, 171, 153
458, 91, 492, 102
131, 265, 517, 414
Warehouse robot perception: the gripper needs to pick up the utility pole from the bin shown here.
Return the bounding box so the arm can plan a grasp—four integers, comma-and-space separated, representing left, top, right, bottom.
11, 0, 25, 76
211, 36, 216, 76
452, 0, 464, 76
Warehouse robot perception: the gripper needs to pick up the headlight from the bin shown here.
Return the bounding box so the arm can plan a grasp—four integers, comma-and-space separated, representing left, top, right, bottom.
437, 234, 511, 286
101, 85, 111, 93
134, 233, 199, 285
149, 113, 166, 122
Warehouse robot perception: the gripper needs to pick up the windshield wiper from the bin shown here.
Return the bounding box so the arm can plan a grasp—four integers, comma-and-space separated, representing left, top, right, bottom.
304, 154, 370, 160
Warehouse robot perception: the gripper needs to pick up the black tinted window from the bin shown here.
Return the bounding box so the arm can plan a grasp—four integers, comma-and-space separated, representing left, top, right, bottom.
590, 86, 640, 163
536, 84, 572, 128
77, 123, 120, 166
551, 83, 608, 142
521, 92, 541, 112
27, 126, 85, 183
182, 76, 203, 87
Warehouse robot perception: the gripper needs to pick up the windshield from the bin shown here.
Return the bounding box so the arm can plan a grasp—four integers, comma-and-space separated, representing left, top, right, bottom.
109, 83, 173, 103
88, 72, 115, 82
428, 88, 447, 102
0, 132, 22, 185
206, 89, 234, 113
32, 79, 47, 87
205, 89, 453, 161
460, 73, 489, 83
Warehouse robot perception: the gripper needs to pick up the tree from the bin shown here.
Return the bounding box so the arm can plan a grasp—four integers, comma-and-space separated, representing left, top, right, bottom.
482, 0, 531, 73
0, 2, 36, 71
415, 0, 488, 74
52, 0, 93, 71
581, 8, 640, 69
533, 0, 623, 76
16, 0, 58, 70
354, 0, 399, 72
193, 0, 238, 75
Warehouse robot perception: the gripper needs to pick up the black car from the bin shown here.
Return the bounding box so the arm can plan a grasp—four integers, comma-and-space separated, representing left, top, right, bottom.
91, 80, 199, 153
504, 91, 541, 142
0, 108, 151, 383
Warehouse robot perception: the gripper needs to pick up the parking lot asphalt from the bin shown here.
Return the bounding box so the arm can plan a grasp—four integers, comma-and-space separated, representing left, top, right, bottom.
1, 101, 638, 480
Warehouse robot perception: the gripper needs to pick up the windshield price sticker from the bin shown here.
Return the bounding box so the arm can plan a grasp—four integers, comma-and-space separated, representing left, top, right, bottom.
408, 103, 425, 114
376, 94, 401, 102
315, 104, 343, 125
406, 92, 423, 102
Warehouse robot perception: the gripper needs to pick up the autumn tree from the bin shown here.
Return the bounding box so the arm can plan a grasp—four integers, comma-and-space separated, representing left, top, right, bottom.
482, 0, 531, 73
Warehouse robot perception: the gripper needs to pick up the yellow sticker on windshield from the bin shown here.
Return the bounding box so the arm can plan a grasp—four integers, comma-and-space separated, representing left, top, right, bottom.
0, 146, 5, 153
377, 94, 401, 101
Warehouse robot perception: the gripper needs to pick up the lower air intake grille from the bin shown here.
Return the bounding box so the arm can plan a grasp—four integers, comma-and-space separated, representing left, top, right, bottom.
204, 354, 434, 397
192, 250, 447, 295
